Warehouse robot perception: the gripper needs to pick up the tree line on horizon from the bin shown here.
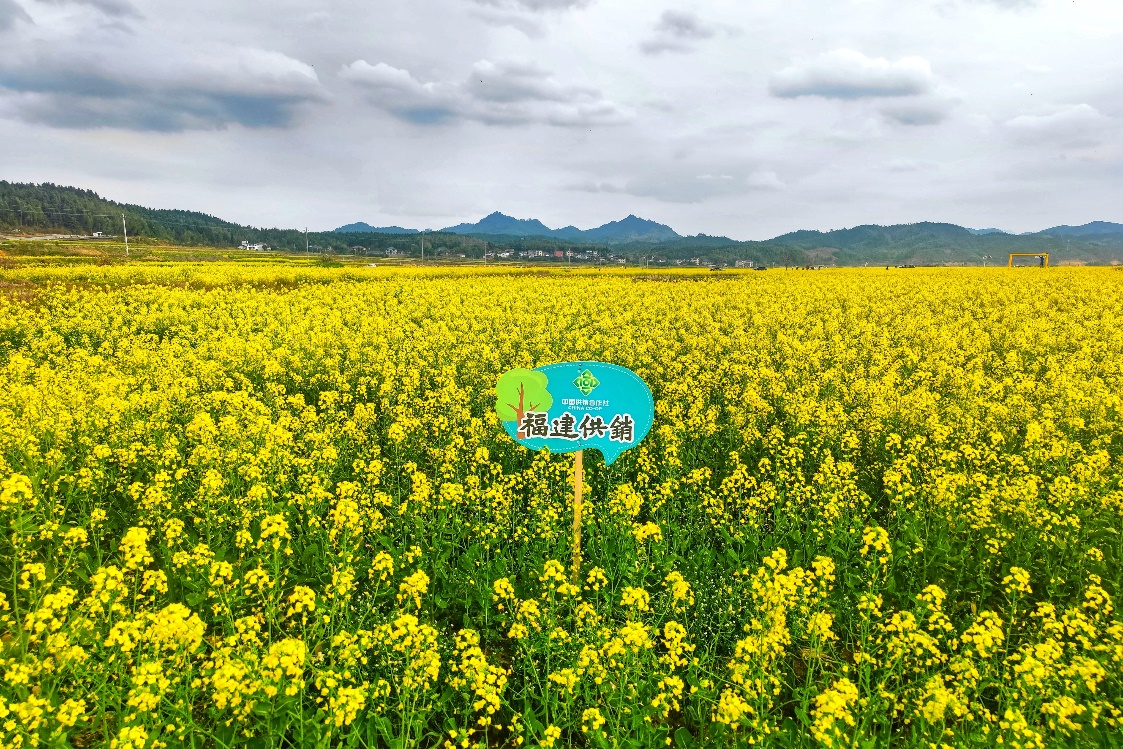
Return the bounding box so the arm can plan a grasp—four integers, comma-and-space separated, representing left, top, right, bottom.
2, 181, 1121, 266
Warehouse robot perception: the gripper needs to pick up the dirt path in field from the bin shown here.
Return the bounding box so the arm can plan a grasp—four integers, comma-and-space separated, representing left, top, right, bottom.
1, 233, 93, 241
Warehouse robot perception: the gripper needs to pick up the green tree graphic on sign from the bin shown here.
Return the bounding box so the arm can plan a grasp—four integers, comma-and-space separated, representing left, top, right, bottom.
495, 368, 554, 439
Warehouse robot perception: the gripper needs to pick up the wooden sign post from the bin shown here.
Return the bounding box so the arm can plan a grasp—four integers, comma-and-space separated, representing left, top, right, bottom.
571, 450, 584, 583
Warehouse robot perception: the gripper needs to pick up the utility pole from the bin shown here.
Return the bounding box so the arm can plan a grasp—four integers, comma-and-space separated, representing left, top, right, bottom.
122, 213, 129, 257
421, 234, 424, 263
305, 227, 309, 254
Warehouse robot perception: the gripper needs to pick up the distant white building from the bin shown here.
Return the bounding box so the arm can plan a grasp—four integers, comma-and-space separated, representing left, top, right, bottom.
92, 231, 103, 238
735, 260, 755, 268
240, 240, 267, 251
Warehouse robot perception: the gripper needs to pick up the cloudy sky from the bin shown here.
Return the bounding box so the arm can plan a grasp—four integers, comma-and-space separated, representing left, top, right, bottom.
1, 0, 1120, 239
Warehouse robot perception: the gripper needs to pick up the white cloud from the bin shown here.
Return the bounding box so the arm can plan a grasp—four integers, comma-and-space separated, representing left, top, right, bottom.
0, 0, 30, 30
1006, 103, 1105, 131
1005, 104, 1110, 147
466, 7, 546, 36
571, 165, 784, 203
655, 9, 716, 39
467, 0, 589, 36
341, 58, 628, 127
338, 61, 460, 123
746, 170, 784, 190
0, 3, 325, 130
639, 37, 692, 56
970, 0, 1039, 8
770, 49, 935, 99
640, 10, 717, 55
470, 0, 591, 10
38, 0, 139, 18
880, 97, 954, 125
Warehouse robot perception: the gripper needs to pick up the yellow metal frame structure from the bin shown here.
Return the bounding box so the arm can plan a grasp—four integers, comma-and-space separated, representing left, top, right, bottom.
1008, 253, 1049, 268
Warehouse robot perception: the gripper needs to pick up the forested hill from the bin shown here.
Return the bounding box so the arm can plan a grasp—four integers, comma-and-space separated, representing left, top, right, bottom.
0, 181, 501, 255
0, 181, 245, 243
0, 181, 302, 249
3, 181, 1122, 265
769, 222, 1123, 266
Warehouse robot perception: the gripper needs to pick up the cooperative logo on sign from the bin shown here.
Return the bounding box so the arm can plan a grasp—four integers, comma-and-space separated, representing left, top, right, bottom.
572, 369, 600, 396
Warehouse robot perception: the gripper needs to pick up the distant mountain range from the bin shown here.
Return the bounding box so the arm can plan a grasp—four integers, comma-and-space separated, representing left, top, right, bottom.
337, 212, 682, 244
335, 212, 1123, 247
963, 222, 1123, 238
334, 222, 418, 234
1037, 221, 1123, 237
326, 213, 1123, 265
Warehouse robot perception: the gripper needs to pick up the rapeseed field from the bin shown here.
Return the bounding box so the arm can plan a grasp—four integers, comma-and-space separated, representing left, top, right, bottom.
1, 264, 1121, 748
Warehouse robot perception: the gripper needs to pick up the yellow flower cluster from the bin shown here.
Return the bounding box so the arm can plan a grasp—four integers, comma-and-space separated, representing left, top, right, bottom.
0, 263, 1121, 747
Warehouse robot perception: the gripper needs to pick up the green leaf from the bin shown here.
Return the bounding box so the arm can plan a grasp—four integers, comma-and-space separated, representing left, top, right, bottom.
523, 707, 543, 733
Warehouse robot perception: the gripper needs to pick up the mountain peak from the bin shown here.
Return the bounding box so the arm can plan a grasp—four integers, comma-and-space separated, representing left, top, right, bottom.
580, 215, 680, 243
443, 212, 554, 237
438, 212, 682, 244
1038, 221, 1123, 237
333, 221, 419, 234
